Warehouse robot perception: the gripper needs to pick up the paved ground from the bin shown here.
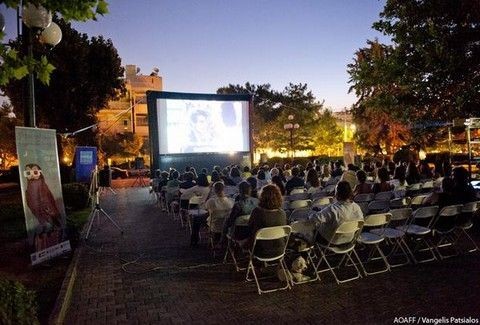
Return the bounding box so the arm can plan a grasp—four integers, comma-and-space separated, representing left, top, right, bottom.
65, 188, 480, 324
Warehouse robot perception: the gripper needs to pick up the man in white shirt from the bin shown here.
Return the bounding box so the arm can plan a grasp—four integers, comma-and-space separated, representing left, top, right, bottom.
313, 181, 364, 244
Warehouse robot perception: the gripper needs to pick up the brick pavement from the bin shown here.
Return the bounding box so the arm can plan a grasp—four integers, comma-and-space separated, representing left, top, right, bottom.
65, 188, 480, 324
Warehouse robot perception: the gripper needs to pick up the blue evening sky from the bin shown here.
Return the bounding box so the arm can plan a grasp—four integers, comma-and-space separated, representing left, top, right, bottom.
2, 1, 390, 110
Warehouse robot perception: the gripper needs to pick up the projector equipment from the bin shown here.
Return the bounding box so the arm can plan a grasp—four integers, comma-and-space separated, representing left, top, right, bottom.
85, 166, 122, 240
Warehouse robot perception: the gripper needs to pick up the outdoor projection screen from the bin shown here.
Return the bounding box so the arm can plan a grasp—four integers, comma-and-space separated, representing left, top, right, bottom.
150, 92, 251, 154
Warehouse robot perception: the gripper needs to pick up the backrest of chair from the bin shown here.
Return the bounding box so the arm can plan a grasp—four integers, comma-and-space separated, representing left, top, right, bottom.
288, 192, 310, 201
311, 191, 328, 201
335, 220, 364, 234
408, 183, 422, 191
255, 225, 291, 241
390, 197, 411, 209
289, 207, 313, 222
235, 214, 250, 226
363, 213, 391, 227
323, 184, 336, 195
189, 195, 204, 205
375, 191, 393, 201
289, 199, 311, 210
224, 186, 239, 197
422, 180, 434, 190
328, 220, 364, 246
290, 187, 306, 195
389, 208, 413, 221
290, 219, 316, 244
312, 196, 332, 207
413, 206, 439, 219
438, 204, 463, 217
410, 194, 428, 206
353, 193, 374, 203
367, 200, 390, 213
462, 201, 480, 213
393, 189, 406, 199
208, 209, 230, 233
326, 176, 340, 186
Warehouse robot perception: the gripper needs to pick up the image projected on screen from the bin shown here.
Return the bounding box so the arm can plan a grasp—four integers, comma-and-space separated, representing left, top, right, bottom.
157, 98, 250, 154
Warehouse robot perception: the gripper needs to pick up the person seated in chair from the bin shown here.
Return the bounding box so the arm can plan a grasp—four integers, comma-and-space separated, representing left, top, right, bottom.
244, 184, 287, 257
353, 170, 372, 196
313, 181, 364, 245
372, 167, 393, 194
285, 166, 305, 195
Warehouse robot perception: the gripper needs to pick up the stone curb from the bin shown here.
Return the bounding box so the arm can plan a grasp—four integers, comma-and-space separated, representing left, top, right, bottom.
48, 241, 83, 325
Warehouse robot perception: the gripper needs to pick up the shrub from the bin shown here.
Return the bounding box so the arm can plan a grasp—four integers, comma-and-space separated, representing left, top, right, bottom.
0, 279, 39, 325
62, 183, 89, 211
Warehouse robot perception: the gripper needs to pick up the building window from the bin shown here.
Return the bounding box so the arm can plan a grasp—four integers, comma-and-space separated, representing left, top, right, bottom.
136, 114, 148, 126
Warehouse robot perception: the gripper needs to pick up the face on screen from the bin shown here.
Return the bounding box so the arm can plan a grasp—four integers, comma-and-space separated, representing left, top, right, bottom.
157, 98, 250, 154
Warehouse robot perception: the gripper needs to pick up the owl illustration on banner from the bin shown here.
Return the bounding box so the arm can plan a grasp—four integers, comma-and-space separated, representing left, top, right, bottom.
24, 163, 62, 251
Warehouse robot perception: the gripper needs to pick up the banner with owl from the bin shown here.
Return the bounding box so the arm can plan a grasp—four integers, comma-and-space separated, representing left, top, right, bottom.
15, 127, 71, 265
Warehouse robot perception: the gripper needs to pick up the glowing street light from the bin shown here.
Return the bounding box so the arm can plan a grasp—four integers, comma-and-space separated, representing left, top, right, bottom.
284, 114, 300, 158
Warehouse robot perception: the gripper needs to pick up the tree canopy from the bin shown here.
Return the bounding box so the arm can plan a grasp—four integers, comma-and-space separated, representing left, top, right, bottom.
0, 0, 109, 86
348, 0, 480, 152
1, 18, 125, 146
217, 82, 342, 155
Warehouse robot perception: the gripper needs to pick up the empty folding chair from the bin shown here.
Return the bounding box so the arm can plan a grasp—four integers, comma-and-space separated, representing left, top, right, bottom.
315, 220, 364, 284
421, 180, 434, 193
224, 215, 250, 271
356, 213, 392, 275
371, 208, 413, 267
353, 193, 374, 203
374, 191, 393, 201
290, 187, 306, 195
288, 219, 320, 284
288, 192, 310, 202
322, 184, 336, 195
390, 197, 412, 209
432, 205, 463, 259
367, 200, 390, 214
289, 199, 312, 210
289, 207, 313, 222
246, 225, 292, 294
409, 194, 429, 210
406, 183, 422, 197
456, 201, 480, 253
396, 206, 439, 263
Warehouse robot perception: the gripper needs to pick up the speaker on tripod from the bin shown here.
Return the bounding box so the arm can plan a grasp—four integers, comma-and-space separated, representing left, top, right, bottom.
98, 165, 116, 194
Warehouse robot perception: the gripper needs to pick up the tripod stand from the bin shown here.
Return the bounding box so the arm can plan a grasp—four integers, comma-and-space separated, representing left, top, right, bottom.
85, 168, 123, 240
132, 170, 148, 187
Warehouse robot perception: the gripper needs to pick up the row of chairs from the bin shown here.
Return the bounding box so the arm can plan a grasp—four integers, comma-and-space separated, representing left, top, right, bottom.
225, 201, 479, 294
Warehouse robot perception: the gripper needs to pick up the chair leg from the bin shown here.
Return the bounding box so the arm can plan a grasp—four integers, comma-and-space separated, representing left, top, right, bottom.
387, 239, 411, 267
456, 229, 480, 253
411, 237, 437, 263
318, 249, 361, 284
246, 258, 291, 294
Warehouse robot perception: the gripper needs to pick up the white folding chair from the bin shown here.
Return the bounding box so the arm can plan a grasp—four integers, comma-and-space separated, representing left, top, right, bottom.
246, 226, 292, 294
432, 205, 463, 259
289, 199, 311, 210
289, 207, 313, 222
315, 220, 364, 284
374, 191, 393, 201
371, 208, 413, 267
421, 180, 434, 193
322, 184, 336, 195
356, 213, 392, 275
367, 200, 390, 214
287, 192, 310, 202
312, 196, 333, 210
390, 197, 412, 209
207, 209, 230, 256
409, 194, 429, 209
456, 201, 480, 253
224, 214, 250, 271
397, 206, 439, 263
290, 187, 306, 195
289, 220, 320, 284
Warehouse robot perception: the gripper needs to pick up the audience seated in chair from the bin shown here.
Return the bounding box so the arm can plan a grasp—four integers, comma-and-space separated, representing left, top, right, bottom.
372, 167, 394, 194
244, 184, 287, 257
285, 166, 305, 195
353, 170, 372, 196
312, 181, 364, 244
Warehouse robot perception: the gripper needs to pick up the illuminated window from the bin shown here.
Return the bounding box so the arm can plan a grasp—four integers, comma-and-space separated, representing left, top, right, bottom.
136, 114, 148, 126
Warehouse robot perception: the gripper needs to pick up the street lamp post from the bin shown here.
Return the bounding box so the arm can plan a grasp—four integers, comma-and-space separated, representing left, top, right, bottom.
283, 114, 300, 159
18, 3, 62, 127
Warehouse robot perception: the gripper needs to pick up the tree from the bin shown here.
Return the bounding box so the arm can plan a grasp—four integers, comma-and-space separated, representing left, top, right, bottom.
348, 0, 480, 151
0, 101, 22, 168
1, 18, 125, 147
217, 82, 343, 155
0, 0, 109, 86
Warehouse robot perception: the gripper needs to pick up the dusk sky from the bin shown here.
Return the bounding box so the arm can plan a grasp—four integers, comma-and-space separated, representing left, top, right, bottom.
2, 1, 390, 111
